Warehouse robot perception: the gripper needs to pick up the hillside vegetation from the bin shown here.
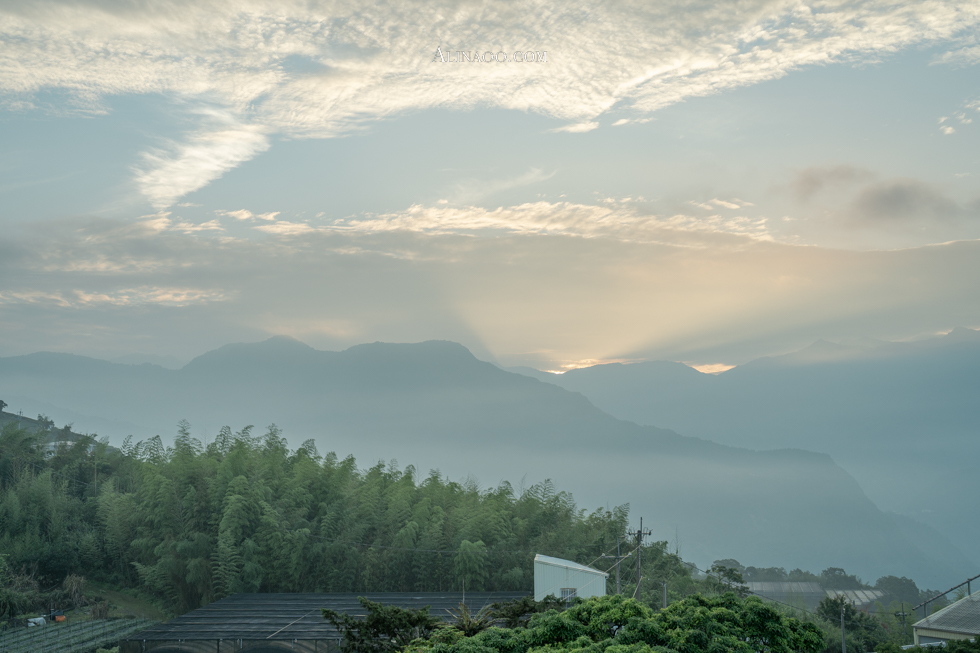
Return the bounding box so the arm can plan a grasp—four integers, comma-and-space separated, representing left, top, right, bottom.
1, 420, 635, 614
0, 419, 946, 653
0, 337, 961, 586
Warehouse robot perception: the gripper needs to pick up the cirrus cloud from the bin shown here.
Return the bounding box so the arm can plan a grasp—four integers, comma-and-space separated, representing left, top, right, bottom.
3, 0, 979, 206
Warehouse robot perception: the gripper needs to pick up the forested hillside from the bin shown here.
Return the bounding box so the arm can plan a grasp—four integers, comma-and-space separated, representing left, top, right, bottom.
0, 421, 631, 615
0, 417, 947, 653
0, 337, 962, 586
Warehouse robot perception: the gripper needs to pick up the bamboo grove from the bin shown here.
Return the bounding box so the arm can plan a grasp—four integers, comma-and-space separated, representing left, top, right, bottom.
0, 421, 635, 614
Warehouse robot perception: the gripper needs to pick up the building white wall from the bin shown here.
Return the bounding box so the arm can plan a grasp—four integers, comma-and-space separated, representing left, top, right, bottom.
533, 555, 607, 601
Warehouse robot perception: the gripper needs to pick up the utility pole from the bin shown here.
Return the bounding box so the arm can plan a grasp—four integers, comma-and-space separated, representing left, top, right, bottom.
841, 603, 847, 653
662, 581, 668, 610
895, 604, 911, 643
601, 536, 626, 594
628, 518, 651, 600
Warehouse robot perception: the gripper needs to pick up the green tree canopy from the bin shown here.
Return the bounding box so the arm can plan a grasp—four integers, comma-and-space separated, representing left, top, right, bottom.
324, 597, 445, 653
406, 594, 823, 653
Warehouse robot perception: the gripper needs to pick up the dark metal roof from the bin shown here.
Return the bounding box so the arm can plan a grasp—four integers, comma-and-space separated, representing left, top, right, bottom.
126, 592, 530, 642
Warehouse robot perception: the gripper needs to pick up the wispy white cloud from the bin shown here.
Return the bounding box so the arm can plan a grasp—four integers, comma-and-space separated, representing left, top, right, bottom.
218, 209, 280, 221
446, 168, 556, 204
254, 220, 316, 235
710, 199, 741, 209
133, 111, 270, 208
3, 0, 978, 205
318, 201, 772, 244
0, 286, 227, 307
173, 219, 224, 233
549, 122, 599, 133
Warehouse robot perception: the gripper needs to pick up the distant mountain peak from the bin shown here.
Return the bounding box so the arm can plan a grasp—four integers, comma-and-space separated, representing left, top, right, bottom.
803, 338, 848, 352
182, 334, 317, 371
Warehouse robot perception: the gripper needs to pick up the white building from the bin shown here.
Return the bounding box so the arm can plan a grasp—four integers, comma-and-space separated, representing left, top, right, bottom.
533, 554, 608, 602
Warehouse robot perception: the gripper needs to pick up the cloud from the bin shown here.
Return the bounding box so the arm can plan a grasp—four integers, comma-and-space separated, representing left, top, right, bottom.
791, 165, 876, 201
320, 201, 772, 244
3, 0, 979, 204
849, 179, 961, 222
934, 42, 980, 66
219, 210, 256, 221
218, 209, 280, 221
133, 112, 270, 208
549, 122, 599, 133
446, 168, 556, 204
5, 213, 980, 371
173, 219, 224, 233
0, 287, 227, 307
710, 199, 741, 209
253, 220, 316, 235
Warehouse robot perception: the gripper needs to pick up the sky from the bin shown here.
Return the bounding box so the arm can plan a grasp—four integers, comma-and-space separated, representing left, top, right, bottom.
1, 0, 979, 371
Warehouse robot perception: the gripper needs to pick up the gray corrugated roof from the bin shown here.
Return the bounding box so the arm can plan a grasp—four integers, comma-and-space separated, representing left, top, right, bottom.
126, 592, 529, 642
914, 593, 980, 636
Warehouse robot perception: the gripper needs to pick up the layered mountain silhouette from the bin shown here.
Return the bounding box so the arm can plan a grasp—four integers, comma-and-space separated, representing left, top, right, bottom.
0, 336, 970, 586
513, 328, 980, 572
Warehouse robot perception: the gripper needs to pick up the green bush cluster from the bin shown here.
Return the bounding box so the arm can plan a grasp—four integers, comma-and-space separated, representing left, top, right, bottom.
404, 594, 823, 653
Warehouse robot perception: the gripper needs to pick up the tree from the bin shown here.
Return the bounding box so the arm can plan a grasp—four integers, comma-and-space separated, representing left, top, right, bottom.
817, 595, 888, 653
745, 566, 789, 582
875, 576, 920, 607
709, 562, 749, 597
447, 601, 495, 636
454, 540, 488, 591
0, 399, 7, 413
820, 568, 865, 590
36, 414, 54, 432
323, 597, 444, 653
489, 595, 565, 628
406, 594, 824, 653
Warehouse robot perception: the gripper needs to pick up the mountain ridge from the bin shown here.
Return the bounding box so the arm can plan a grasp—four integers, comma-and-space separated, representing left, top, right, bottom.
517, 329, 980, 571
0, 336, 968, 586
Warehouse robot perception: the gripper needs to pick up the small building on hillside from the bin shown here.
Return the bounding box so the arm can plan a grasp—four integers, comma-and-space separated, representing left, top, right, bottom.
913, 592, 980, 645
533, 554, 608, 602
